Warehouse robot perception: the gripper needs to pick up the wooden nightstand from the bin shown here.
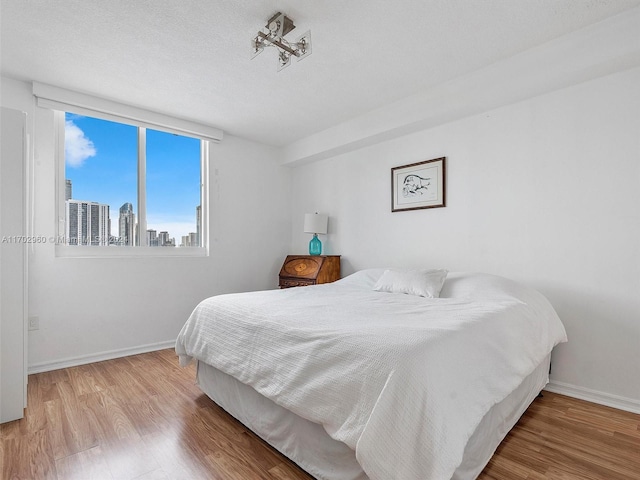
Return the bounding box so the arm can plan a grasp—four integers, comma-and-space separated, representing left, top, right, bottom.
278, 255, 341, 288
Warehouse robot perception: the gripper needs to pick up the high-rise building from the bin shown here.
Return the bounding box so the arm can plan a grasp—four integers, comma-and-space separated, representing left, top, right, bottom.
158, 231, 174, 247
118, 203, 136, 246
146, 229, 158, 247
65, 179, 72, 201
66, 200, 110, 245
189, 232, 198, 247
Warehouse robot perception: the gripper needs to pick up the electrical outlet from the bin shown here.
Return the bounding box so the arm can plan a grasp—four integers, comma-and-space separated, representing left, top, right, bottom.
28, 315, 39, 331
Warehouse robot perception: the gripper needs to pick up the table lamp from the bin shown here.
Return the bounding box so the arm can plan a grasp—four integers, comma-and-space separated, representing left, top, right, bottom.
303, 213, 328, 256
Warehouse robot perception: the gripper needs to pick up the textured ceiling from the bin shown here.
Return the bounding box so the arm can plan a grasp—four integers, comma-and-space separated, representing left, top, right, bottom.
2, 0, 639, 146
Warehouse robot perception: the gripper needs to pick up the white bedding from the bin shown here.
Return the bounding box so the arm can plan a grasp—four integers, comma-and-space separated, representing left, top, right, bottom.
176, 270, 567, 480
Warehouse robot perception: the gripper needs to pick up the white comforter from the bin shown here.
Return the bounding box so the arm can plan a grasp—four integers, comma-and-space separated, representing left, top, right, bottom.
176, 270, 567, 480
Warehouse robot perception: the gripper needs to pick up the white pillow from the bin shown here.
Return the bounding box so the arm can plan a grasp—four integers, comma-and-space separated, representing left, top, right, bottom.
335, 268, 387, 288
373, 268, 448, 298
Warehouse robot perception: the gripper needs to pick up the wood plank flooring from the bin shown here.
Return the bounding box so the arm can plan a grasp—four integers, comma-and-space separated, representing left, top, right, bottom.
1, 349, 638, 479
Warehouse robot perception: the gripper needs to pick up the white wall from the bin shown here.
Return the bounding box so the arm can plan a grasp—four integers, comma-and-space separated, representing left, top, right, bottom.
289, 68, 640, 410
1, 77, 292, 371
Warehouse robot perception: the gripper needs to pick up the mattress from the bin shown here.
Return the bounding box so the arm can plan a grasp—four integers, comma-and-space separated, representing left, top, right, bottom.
196, 354, 551, 480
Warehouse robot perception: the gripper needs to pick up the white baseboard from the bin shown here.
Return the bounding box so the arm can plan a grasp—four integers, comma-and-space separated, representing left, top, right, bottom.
545, 380, 640, 415
28, 340, 176, 374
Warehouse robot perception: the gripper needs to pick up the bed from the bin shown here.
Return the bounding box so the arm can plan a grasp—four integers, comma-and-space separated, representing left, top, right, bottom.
176, 269, 567, 480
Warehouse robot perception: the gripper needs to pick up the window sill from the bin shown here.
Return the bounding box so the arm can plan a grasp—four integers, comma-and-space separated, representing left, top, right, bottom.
55, 245, 208, 258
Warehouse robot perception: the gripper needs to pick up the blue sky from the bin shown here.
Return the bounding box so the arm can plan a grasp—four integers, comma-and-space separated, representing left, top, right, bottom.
65, 114, 201, 243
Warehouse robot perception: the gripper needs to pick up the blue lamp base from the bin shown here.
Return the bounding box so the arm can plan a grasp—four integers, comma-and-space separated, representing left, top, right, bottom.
309, 234, 322, 256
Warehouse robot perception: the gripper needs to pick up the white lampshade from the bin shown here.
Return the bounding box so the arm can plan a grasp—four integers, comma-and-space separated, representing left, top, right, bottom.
303, 213, 328, 234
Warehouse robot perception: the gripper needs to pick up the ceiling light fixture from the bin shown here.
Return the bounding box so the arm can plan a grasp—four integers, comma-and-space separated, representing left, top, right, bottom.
251, 12, 311, 71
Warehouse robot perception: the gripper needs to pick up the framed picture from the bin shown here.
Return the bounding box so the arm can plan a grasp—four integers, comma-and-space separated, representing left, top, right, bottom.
391, 157, 446, 212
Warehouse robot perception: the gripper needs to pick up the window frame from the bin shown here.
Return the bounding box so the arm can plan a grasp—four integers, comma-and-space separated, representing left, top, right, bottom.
53, 110, 210, 258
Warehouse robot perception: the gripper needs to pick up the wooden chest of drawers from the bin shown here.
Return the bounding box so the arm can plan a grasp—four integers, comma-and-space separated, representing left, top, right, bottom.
278, 255, 341, 288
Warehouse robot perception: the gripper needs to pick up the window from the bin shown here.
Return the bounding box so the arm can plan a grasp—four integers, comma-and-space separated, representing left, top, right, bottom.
64, 115, 137, 246
33, 82, 221, 257
146, 128, 202, 247
57, 112, 208, 255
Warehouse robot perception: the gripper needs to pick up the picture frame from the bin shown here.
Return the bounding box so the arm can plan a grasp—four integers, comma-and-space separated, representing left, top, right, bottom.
391, 157, 446, 212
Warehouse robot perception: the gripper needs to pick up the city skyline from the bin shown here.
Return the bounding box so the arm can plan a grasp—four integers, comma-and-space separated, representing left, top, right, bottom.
65, 180, 200, 246
64, 113, 202, 244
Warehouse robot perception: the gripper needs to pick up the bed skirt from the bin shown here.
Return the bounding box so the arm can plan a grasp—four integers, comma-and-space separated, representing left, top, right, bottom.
195, 354, 551, 480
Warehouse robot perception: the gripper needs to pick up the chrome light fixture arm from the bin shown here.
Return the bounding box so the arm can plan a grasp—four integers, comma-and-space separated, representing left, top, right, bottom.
251, 12, 312, 71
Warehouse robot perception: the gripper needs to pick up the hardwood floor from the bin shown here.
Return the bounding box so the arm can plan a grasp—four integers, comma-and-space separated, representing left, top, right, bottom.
479, 393, 640, 480
1, 350, 638, 480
